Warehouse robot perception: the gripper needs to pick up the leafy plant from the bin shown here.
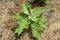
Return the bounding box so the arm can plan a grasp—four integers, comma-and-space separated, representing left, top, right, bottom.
12, 2, 49, 40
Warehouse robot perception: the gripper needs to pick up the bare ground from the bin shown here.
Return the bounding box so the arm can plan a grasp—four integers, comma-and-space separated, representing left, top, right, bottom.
42, 0, 60, 40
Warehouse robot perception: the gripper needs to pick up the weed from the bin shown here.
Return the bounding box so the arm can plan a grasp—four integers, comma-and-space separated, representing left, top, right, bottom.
12, 2, 49, 40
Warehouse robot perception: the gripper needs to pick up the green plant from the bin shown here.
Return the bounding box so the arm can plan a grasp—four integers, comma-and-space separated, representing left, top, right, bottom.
12, 3, 49, 40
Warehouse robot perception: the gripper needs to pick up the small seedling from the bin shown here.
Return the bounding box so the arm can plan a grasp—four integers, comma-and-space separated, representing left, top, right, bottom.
12, 2, 49, 40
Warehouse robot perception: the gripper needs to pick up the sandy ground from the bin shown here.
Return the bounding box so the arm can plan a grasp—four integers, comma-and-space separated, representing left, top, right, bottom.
42, 0, 60, 40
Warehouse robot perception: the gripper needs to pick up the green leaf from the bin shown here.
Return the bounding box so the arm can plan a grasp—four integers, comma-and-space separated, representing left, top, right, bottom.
31, 7, 48, 17
31, 23, 41, 40
32, 29, 41, 40
29, 7, 48, 22
15, 19, 30, 35
15, 13, 30, 35
10, 12, 20, 19
40, 16, 47, 23
28, 15, 37, 22
22, 3, 30, 15
39, 22, 48, 30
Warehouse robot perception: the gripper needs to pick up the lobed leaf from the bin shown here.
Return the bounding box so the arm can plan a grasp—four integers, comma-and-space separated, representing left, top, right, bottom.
31, 23, 41, 40
15, 13, 30, 35
29, 7, 48, 22
22, 3, 30, 15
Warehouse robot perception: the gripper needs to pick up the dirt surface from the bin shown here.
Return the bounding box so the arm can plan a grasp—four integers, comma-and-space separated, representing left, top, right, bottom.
42, 0, 60, 40
0, 0, 30, 40
0, 0, 60, 40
